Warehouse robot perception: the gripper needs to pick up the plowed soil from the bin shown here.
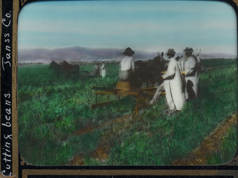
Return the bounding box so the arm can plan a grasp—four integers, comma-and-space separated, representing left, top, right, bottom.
70, 112, 237, 166
173, 113, 237, 165
69, 113, 133, 165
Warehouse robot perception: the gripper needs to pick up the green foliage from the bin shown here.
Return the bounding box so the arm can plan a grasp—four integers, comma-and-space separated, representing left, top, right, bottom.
201, 58, 236, 68
18, 62, 134, 165
207, 125, 237, 165
108, 132, 163, 165
18, 59, 237, 165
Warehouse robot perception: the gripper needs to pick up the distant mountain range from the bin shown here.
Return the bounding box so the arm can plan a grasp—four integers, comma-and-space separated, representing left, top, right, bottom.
18, 46, 156, 64
18, 46, 236, 64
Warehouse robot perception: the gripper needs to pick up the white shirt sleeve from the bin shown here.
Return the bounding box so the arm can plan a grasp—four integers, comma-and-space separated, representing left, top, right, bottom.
162, 58, 176, 79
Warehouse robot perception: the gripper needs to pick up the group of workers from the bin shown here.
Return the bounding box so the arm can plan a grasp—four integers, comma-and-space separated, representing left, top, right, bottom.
119, 47, 201, 114
150, 48, 201, 114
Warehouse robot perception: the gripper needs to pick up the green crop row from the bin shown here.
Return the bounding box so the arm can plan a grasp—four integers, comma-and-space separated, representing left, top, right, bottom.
207, 125, 237, 165
18, 63, 133, 165
18, 59, 237, 165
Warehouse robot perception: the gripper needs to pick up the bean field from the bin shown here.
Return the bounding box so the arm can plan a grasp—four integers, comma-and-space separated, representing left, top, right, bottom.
18, 59, 237, 166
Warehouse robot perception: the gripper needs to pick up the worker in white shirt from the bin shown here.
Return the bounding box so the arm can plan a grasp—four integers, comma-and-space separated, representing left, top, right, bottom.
119, 47, 135, 80
150, 49, 185, 112
183, 47, 199, 99
100, 61, 106, 78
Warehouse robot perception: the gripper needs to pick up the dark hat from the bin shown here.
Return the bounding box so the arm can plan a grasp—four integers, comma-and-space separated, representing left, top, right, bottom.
123, 47, 135, 56
166, 48, 176, 57
184, 47, 193, 53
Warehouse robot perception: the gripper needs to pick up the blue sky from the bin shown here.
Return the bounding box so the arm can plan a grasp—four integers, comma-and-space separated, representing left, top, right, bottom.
18, 0, 237, 55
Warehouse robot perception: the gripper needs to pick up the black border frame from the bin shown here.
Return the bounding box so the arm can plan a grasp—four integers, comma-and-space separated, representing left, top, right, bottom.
1, 0, 238, 177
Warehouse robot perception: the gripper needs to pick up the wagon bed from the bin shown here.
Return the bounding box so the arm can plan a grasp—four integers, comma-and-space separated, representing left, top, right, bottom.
92, 81, 165, 115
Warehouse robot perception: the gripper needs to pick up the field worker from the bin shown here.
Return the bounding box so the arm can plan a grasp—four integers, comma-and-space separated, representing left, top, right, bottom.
150, 49, 185, 112
119, 47, 135, 80
100, 61, 106, 78
93, 63, 100, 77
183, 47, 199, 99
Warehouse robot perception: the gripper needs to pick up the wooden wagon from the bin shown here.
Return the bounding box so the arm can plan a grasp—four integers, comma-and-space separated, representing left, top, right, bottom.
91, 80, 165, 116
91, 55, 167, 115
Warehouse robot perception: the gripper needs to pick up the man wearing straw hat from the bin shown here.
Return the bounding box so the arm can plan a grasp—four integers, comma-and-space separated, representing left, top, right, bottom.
119, 47, 135, 81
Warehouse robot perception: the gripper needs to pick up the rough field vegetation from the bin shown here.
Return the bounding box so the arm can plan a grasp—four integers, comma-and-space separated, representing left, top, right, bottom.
18, 59, 237, 165
207, 125, 237, 165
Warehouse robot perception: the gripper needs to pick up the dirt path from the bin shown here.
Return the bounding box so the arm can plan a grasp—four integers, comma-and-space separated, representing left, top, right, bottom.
173, 113, 237, 165
73, 114, 131, 136
69, 113, 134, 165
